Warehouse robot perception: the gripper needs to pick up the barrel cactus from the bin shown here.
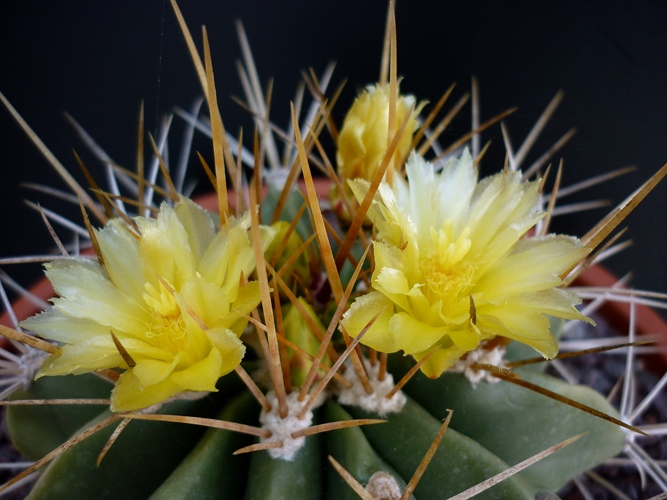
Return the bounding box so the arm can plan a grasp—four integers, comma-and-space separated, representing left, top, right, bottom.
1, 1, 665, 498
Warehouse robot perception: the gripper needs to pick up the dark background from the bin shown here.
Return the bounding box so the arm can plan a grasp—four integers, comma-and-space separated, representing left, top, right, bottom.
1, 0, 667, 300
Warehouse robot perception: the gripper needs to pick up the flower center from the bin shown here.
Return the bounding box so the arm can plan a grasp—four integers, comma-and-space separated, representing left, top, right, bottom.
420, 222, 475, 304
143, 281, 188, 354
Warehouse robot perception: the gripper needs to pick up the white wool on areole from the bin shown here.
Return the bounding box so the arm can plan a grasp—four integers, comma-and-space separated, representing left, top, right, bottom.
365, 471, 402, 500
259, 390, 326, 461
337, 358, 406, 417
450, 345, 506, 387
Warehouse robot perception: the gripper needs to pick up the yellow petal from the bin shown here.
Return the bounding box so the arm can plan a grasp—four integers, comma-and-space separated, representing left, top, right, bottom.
516, 289, 593, 324
404, 153, 438, 238
95, 219, 145, 300
117, 337, 175, 362
476, 235, 587, 301
198, 225, 257, 293
133, 356, 180, 387
179, 274, 231, 329
174, 196, 216, 264
349, 179, 416, 251
467, 172, 542, 259
197, 229, 230, 287
46, 261, 148, 334
170, 347, 223, 392
478, 304, 559, 359
205, 327, 246, 376
137, 202, 196, 289
448, 325, 483, 351
437, 295, 472, 325
36, 333, 176, 379
21, 308, 112, 343
179, 313, 214, 361
341, 291, 397, 352
372, 241, 404, 277
110, 370, 183, 412
374, 266, 411, 311
38, 337, 123, 377
388, 312, 449, 354
225, 282, 261, 334
414, 341, 466, 378
430, 150, 477, 236
406, 286, 441, 324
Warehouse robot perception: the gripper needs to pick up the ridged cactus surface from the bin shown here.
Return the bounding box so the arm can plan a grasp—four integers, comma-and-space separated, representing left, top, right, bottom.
8, 353, 624, 499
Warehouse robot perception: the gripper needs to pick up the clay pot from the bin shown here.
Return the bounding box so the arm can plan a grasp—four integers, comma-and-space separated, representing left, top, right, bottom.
572, 264, 667, 369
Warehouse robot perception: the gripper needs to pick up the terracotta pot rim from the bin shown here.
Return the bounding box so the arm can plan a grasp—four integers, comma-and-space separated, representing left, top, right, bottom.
571, 264, 667, 370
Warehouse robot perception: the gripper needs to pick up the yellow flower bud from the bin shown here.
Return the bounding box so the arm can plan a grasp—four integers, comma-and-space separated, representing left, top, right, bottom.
283, 297, 331, 387
336, 83, 421, 183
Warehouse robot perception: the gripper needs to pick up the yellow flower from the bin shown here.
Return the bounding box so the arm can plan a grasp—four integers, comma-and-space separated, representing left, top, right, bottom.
341, 151, 591, 378
336, 83, 421, 183
21, 198, 273, 411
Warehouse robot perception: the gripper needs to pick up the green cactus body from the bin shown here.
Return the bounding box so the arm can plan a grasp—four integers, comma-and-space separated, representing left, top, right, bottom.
8, 349, 624, 499
21, 398, 217, 499
6, 374, 114, 460
244, 421, 322, 500
387, 355, 626, 491
322, 401, 412, 500
149, 392, 259, 500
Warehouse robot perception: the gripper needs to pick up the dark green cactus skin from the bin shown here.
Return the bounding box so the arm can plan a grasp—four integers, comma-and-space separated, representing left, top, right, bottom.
7, 352, 624, 499
6, 374, 114, 460
388, 355, 626, 491
149, 392, 258, 500
244, 422, 322, 500
21, 398, 218, 499
345, 397, 535, 500
323, 402, 413, 500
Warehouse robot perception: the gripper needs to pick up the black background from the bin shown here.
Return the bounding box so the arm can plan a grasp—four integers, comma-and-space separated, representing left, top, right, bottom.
1, 0, 667, 300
